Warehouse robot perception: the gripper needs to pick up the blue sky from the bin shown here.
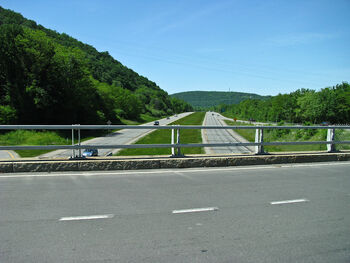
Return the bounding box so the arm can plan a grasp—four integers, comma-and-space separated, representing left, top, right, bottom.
1, 0, 349, 95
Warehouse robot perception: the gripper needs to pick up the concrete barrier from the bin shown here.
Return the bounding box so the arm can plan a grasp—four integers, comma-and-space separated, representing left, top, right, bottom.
0, 152, 349, 173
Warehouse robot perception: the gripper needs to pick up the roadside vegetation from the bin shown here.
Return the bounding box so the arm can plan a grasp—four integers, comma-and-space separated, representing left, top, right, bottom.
0, 7, 192, 126
0, 130, 68, 157
116, 112, 205, 156
216, 83, 350, 125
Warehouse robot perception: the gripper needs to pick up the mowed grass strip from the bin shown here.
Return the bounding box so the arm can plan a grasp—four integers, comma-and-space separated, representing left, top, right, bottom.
0, 130, 97, 157
116, 112, 206, 156
0, 130, 68, 157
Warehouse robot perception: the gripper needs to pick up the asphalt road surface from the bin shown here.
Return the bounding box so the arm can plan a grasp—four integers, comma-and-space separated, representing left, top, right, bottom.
0, 150, 18, 160
38, 112, 193, 159
1, 162, 349, 262
203, 112, 252, 154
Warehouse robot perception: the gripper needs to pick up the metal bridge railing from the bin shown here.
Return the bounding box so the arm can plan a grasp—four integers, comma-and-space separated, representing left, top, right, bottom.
0, 125, 350, 158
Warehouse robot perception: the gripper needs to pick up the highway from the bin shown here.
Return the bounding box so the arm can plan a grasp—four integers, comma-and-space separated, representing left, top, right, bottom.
1, 162, 349, 262
38, 112, 193, 159
203, 112, 252, 154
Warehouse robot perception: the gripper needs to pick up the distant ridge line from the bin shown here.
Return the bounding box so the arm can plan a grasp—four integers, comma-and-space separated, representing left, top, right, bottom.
170, 91, 270, 108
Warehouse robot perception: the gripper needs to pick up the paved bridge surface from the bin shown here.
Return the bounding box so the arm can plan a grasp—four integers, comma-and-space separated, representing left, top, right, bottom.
1, 162, 349, 262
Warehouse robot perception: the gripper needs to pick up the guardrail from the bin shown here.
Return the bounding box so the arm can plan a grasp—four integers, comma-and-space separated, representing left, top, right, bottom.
0, 125, 350, 158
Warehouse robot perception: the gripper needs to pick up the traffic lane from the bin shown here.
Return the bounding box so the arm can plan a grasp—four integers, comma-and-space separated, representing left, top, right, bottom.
0, 162, 349, 262
0, 150, 18, 160
2, 205, 348, 263
204, 112, 251, 154
1, 162, 349, 222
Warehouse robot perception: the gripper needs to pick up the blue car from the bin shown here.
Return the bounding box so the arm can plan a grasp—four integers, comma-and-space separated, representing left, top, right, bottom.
82, 149, 98, 157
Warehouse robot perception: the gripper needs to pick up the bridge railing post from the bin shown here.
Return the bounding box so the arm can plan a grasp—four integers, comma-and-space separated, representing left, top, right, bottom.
77, 124, 81, 157
171, 126, 175, 156
171, 125, 182, 157
177, 126, 181, 156
71, 127, 75, 158
327, 128, 336, 152
255, 128, 265, 154
71, 124, 81, 158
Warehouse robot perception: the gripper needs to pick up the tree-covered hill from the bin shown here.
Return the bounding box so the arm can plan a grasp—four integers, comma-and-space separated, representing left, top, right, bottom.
0, 6, 192, 125
171, 91, 270, 109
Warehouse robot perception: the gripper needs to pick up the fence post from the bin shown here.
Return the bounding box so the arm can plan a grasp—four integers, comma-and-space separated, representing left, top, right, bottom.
71, 127, 75, 158
77, 125, 81, 157
171, 126, 175, 156
255, 128, 265, 154
327, 128, 336, 152
176, 125, 181, 156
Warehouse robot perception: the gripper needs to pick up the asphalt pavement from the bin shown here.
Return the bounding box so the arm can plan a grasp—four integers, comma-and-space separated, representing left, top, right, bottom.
38, 112, 193, 159
203, 112, 252, 154
0, 150, 19, 160
1, 162, 349, 262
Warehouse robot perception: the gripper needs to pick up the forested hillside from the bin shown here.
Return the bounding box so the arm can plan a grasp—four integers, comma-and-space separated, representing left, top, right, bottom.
0, 6, 192, 125
216, 82, 350, 124
171, 91, 269, 109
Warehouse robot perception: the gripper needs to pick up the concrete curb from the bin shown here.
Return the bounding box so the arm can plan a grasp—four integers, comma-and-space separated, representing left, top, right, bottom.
0, 152, 349, 173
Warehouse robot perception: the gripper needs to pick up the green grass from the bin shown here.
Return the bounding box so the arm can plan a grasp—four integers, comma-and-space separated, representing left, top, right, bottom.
116, 112, 205, 156
225, 120, 328, 152
335, 129, 350, 150
0, 130, 67, 157
0, 130, 96, 157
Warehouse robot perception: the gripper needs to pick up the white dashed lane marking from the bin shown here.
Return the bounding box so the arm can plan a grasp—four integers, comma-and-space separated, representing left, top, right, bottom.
59, 214, 114, 221
172, 207, 219, 214
270, 199, 309, 205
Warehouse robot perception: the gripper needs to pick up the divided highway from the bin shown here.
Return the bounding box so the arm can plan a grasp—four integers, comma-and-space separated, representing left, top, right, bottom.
1, 162, 349, 262
38, 112, 193, 159
203, 112, 252, 154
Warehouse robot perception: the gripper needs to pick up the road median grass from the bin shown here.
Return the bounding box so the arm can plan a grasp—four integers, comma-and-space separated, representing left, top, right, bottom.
116, 112, 205, 156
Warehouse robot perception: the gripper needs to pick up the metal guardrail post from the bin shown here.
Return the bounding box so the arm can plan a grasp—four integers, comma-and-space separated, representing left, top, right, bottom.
71, 127, 75, 158
171, 126, 175, 156
177, 126, 181, 156
171, 125, 182, 157
71, 124, 81, 158
255, 128, 265, 154
327, 128, 336, 152
77, 125, 81, 157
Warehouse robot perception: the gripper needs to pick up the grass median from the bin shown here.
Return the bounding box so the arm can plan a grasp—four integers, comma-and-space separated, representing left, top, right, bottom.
116, 112, 206, 156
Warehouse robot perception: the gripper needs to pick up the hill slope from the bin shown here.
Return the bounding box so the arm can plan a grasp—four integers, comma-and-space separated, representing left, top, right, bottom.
0, 6, 192, 124
171, 91, 270, 108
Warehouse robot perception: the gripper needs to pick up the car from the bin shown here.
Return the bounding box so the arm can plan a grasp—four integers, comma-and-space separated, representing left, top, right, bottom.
167, 117, 170, 119
82, 149, 98, 157
320, 121, 330, 126
153, 121, 159, 125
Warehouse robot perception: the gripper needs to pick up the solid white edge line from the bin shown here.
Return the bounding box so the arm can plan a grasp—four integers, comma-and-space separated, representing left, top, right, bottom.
270, 199, 309, 205
59, 214, 114, 221
172, 207, 218, 214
